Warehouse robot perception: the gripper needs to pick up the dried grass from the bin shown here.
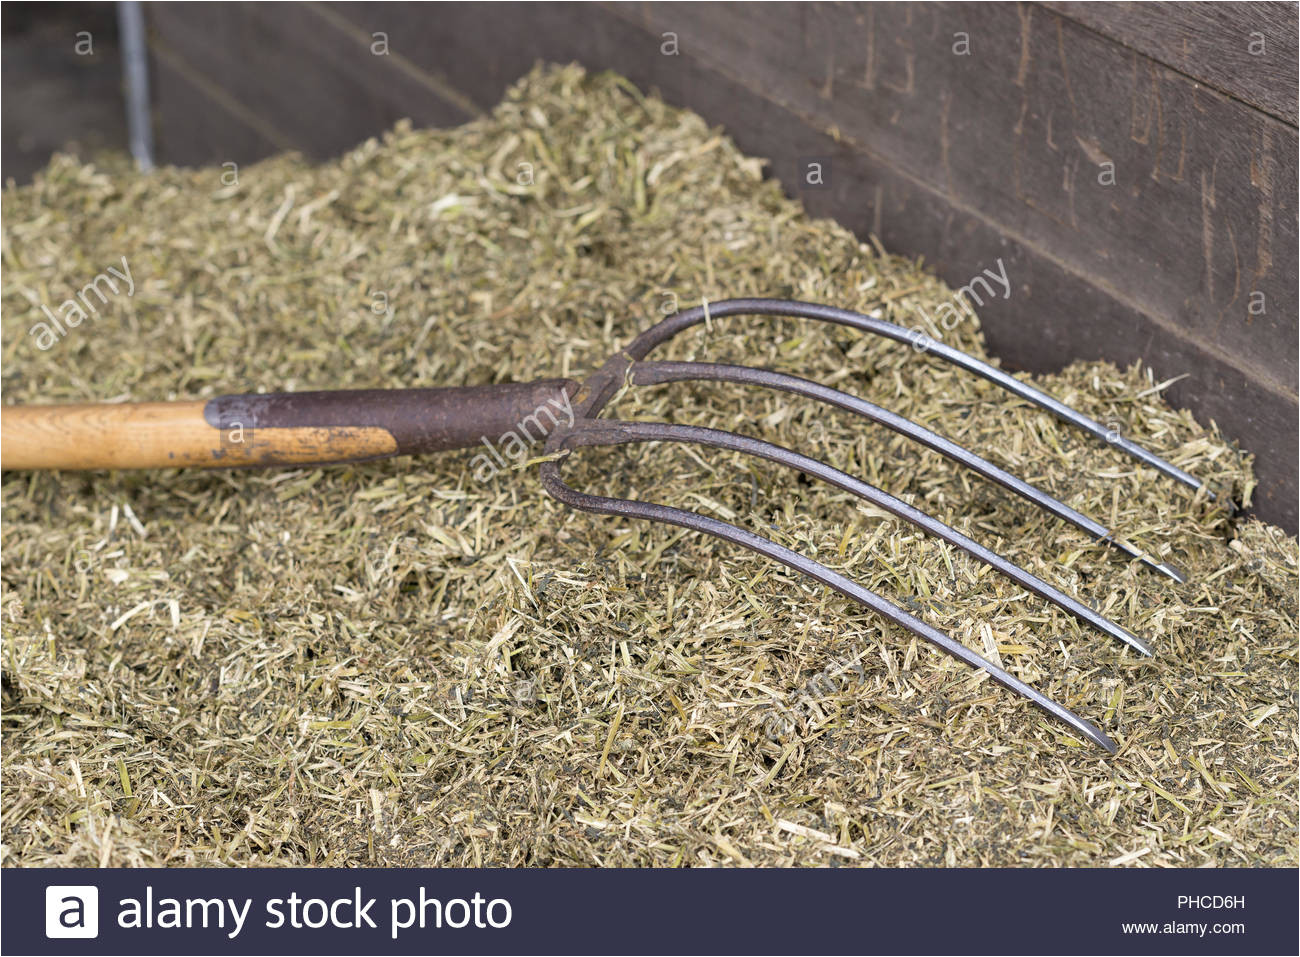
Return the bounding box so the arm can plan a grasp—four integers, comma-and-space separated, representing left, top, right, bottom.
2, 65, 1296, 868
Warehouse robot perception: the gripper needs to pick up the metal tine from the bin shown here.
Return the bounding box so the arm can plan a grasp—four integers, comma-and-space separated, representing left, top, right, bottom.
619, 298, 1213, 502
538, 454, 1119, 754
630, 360, 1187, 584
563, 419, 1153, 657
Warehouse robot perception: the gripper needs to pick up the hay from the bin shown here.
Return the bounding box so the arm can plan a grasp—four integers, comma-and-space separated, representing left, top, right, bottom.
2, 64, 1295, 868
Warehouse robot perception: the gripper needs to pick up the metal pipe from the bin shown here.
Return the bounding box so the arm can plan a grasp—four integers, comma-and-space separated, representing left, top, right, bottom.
117, 1, 154, 171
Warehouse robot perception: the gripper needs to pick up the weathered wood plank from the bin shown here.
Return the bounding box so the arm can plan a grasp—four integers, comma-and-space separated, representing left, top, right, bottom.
150, 1, 475, 163
1045, 1, 1299, 124
616, 2, 1297, 397
149, 39, 285, 168
1, 8, 128, 183
324, 1, 591, 107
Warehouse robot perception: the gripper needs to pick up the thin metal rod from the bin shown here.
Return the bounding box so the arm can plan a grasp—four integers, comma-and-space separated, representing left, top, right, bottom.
617, 299, 1211, 498
539, 458, 1118, 753
117, 1, 155, 172
631, 360, 1186, 583
565, 419, 1152, 656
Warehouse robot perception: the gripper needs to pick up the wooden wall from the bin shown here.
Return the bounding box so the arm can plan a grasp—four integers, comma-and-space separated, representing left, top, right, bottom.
2, 3, 126, 183
146, 2, 1299, 531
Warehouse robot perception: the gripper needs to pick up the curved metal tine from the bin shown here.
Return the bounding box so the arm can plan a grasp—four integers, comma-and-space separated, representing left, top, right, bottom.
623, 298, 1214, 502
630, 360, 1187, 584
538, 458, 1119, 754
564, 419, 1153, 657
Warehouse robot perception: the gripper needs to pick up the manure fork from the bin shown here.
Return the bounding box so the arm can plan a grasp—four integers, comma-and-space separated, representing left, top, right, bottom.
1, 299, 1213, 753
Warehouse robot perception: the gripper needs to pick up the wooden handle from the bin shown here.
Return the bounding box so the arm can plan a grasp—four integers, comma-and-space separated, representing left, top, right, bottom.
1, 380, 579, 471
0, 400, 398, 469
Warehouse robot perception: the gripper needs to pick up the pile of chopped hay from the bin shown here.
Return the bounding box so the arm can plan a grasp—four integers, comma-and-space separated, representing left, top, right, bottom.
2, 65, 1295, 868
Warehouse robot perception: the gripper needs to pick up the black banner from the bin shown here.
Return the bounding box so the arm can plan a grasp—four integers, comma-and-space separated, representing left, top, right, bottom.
5, 867, 1296, 955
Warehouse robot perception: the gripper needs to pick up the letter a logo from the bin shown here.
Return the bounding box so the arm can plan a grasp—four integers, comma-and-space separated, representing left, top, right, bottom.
45, 886, 99, 938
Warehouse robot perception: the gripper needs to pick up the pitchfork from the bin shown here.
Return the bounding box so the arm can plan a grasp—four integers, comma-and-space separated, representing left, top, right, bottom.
1, 299, 1211, 752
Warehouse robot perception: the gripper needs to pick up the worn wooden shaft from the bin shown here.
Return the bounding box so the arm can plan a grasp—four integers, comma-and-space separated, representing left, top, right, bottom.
0, 380, 579, 470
